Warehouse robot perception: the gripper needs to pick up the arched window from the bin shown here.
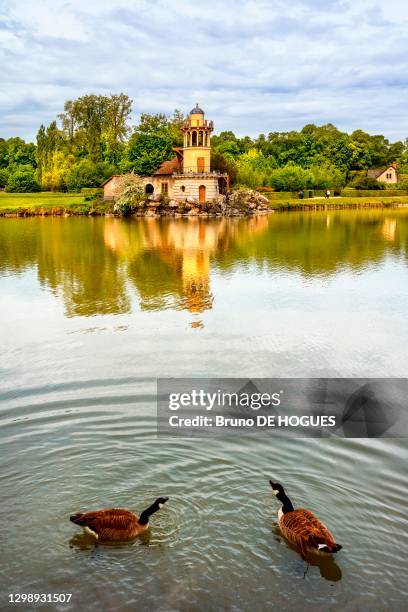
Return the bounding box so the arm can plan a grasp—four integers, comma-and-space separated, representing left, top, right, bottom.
198, 131, 203, 146
192, 131, 197, 146
180, 185, 186, 192
145, 183, 154, 194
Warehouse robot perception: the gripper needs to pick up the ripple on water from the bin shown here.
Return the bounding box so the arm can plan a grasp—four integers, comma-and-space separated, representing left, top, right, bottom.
0, 380, 408, 610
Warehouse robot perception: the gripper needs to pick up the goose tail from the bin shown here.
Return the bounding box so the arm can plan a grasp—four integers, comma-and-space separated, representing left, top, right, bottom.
317, 542, 342, 553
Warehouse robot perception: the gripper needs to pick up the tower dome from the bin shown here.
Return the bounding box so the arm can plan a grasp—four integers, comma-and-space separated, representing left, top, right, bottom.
190, 103, 204, 115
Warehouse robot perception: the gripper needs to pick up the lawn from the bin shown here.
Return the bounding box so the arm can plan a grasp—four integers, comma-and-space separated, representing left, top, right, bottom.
0, 191, 86, 210
268, 194, 408, 210
0, 191, 113, 216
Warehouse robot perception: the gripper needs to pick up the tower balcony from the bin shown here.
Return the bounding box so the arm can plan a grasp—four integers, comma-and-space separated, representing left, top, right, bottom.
173, 169, 228, 178
181, 120, 214, 130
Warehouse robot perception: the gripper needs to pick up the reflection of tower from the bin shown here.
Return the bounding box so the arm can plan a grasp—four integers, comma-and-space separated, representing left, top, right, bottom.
382, 218, 397, 242
181, 104, 213, 174
181, 249, 213, 313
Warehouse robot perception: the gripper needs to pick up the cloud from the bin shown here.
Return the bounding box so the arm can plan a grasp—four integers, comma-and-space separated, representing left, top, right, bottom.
0, 0, 407, 142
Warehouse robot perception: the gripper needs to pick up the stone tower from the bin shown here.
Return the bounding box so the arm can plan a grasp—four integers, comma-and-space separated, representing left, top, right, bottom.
181, 104, 213, 173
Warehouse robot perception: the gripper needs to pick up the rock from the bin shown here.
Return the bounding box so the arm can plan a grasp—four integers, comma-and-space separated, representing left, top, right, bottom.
188, 208, 200, 216
186, 197, 197, 204
168, 199, 178, 208
148, 194, 161, 202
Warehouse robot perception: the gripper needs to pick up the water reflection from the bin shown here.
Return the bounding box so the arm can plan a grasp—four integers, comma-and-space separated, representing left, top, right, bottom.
0, 210, 407, 319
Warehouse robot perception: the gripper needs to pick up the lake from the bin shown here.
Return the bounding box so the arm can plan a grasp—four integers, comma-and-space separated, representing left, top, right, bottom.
1, 210, 408, 611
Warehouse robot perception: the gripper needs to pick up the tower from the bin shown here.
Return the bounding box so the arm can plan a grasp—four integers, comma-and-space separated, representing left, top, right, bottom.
181, 104, 213, 173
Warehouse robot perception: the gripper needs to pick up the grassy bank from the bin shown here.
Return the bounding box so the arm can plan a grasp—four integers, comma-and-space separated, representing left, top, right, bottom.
2, 190, 408, 217
267, 194, 408, 211
0, 191, 113, 216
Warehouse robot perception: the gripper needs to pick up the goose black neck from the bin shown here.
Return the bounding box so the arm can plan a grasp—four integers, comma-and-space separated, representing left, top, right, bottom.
138, 502, 158, 525
277, 491, 294, 514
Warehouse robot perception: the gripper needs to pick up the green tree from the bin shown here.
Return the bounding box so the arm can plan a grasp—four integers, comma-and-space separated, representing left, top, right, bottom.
270, 164, 313, 191
66, 159, 114, 191
5, 168, 40, 192
0, 167, 9, 187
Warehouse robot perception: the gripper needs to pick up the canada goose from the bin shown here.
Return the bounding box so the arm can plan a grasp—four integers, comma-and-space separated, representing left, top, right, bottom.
70, 497, 169, 542
269, 481, 342, 557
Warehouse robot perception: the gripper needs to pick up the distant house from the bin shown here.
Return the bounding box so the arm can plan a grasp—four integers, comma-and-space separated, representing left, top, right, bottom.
102, 104, 229, 203
367, 164, 398, 184
101, 175, 122, 201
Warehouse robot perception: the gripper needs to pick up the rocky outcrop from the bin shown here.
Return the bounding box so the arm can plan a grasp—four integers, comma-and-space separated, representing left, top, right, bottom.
128, 189, 271, 218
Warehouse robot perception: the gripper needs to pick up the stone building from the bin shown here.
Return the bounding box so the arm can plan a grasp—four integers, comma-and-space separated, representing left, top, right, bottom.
367, 164, 398, 184
102, 104, 229, 203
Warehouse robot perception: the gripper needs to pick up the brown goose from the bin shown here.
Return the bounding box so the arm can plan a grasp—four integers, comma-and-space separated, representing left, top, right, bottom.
70, 497, 169, 541
269, 481, 342, 557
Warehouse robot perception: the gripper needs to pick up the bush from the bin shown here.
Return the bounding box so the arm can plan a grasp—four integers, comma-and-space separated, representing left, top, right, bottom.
309, 164, 346, 190
5, 169, 40, 192
113, 173, 145, 216
349, 175, 385, 190
0, 168, 9, 188
66, 159, 115, 191
395, 180, 408, 192
270, 164, 313, 191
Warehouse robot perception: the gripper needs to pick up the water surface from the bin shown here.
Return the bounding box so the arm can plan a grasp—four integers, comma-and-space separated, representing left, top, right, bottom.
1, 211, 408, 610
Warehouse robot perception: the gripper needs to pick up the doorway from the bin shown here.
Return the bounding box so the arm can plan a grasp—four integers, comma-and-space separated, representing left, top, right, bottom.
197, 157, 205, 173
199, 185, 206, 203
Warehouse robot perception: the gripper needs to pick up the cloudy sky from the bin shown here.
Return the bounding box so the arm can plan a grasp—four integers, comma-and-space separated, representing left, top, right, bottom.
1, 0, 407, 142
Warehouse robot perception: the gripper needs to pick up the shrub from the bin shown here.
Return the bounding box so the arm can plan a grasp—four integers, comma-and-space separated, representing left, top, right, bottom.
113, 173, 145, 216
0, 168, 9, 188
5, 168, 40, 192
349, 175, 385, 190
270, 164, 313, 191
309, 164, 346, 190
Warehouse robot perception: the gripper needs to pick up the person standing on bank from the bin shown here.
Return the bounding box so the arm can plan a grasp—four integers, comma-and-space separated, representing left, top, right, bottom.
325, 189, 331, 199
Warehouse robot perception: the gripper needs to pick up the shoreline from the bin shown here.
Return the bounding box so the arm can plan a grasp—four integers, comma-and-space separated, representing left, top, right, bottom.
1, 195, 408, 218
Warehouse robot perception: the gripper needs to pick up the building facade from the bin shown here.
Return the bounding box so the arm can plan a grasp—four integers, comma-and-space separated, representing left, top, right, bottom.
103, 104, 228, 203
367, 164, 398, 184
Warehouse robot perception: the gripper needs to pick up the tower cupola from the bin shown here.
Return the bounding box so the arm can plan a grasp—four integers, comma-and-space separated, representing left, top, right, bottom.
181, 103, 214, 173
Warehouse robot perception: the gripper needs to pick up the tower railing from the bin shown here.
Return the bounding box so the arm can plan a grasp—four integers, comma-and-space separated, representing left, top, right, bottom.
172, 168, 228, 176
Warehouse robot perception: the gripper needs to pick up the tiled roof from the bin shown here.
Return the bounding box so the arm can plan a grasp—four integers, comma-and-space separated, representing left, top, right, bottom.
154, 157, 181, 175
367, 165, 396, 179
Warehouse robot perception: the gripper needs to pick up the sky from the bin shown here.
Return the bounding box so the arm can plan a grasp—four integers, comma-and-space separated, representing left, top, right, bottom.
1, 0, 408, 142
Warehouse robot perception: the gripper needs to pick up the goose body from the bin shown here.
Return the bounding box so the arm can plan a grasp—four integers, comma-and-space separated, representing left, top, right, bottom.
270, 481, 342, 557
70, 497, 168, 542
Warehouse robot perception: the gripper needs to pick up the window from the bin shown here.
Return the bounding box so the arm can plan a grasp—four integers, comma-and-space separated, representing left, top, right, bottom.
180, 185, 186, 192
161, 182, 168, 194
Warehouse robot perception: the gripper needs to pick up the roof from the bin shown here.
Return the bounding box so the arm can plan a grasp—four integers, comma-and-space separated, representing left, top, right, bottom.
101, 175, 121, 187
367, 165, 397, 179
153, 156, 181, 175
190, 103, 204, 115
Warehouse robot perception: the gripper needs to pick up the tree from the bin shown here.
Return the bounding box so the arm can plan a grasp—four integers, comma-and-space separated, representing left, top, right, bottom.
270, 164, 313, 191
124, 112, 181, 175
211, 151, 237, 183
309, 164, 346, 190
0, 168, 9, 188
66, 159, 114, 191
349, 175, 385, 190
103, 93, 133, 164
5, 168, 40, 192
